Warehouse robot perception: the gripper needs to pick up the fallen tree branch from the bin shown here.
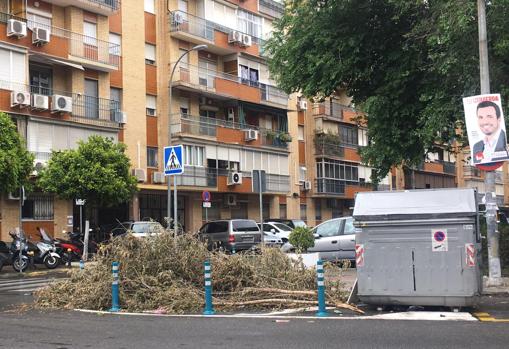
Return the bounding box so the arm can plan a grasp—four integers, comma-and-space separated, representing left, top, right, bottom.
240, 287, 316, 296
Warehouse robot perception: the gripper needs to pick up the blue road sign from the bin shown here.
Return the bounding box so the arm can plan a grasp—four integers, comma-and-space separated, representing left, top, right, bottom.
164, 145, 184, 176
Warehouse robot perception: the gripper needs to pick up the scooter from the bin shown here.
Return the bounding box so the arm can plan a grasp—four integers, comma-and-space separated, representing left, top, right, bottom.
9, 231, 30, 272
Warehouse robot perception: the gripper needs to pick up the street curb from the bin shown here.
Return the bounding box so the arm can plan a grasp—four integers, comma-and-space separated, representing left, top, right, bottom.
73, 308, 478, 322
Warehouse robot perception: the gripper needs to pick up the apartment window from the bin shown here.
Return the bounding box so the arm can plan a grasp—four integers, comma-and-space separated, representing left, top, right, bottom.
358, 128, 368, 147
84, 21, 98, 47
110, 87, 122, 120
198, 59, 216, 88
300, 204, 307, 222
147, 147, 158, 168
279, 204, 287, 219
84, 79, 99, 119
30, 64, 52, 95
146, 95, 156, 116
299, 166, 307, 182
145, 44, 156, 65
183, 145, 204, 166
144, 0, 155, 14
26, 9, 51, 31
339, 125, 358, 146
0, 47, 26, 85
240, 65, 259, 87
298, 126, 305, 141
316, 159, 359, 182
22, 194, 53, 220
315, 199, 322, 221
109, 33, 121, 56
237, 9, 262, 38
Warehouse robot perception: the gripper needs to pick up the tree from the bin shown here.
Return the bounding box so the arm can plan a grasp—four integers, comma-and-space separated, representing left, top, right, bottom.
265, 0, 509, 182
38, 135, 138, 207
0, 112, 33, 194
289, 226, 315, 253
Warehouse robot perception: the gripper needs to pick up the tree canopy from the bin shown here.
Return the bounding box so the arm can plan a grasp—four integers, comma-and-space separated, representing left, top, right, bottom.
0, 112, 34, 194
38, 135, 138, 207
266, 0, 509, 182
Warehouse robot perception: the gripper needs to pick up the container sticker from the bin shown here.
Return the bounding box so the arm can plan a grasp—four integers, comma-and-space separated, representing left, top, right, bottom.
465, 243, 476, 267
355, 244, 365, 267
432, 229, 448, 252
463, 225, 474, 230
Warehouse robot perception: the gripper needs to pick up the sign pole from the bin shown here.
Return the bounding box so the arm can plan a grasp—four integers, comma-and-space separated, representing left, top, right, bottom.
174, 178, 178, 233
259, 170, 263, 244
478, 0, 501, 285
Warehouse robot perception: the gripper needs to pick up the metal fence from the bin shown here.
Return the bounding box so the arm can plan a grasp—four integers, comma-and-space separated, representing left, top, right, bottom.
315, 178, 346, 195
88, 0, 121, 11
314, 140, 345, 157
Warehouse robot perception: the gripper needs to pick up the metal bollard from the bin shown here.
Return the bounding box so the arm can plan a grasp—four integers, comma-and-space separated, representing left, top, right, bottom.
67, 248, 72, 268
203, 260, 215, 315
316, 259, 328, 317
109, 261, 121, 312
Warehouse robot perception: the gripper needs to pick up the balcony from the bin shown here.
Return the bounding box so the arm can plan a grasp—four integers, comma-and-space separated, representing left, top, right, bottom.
0, 12, 120, 71
170, 114, 290, 150
169, 11, 264, 56
171, 63, 288, 108
0, 79, 122, 128
41, 0, 120, 16
315, 178, 346, 195
259, 0, 285, 18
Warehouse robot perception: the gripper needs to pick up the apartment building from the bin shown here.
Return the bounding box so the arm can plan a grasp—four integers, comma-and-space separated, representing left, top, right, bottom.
0, 0, 123, 241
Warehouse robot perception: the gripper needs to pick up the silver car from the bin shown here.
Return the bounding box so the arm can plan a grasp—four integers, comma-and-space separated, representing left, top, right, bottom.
308, 217, 356, 263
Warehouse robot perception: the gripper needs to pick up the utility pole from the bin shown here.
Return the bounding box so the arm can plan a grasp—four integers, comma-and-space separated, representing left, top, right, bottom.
478, 0, 502, 286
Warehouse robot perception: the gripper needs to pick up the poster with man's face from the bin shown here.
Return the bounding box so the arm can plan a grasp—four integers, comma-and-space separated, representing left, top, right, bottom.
463, 94, 509, 166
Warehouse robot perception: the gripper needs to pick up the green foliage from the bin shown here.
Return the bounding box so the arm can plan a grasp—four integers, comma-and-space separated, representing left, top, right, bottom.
289, 226, 315, 253
0, 112, 34, 194
266, 0, 509, 183
277, 132, 292, 143
480, 218, 509, 277
38, 135, 138, 207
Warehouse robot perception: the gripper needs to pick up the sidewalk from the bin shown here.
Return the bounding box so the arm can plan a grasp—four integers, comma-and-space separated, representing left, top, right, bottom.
483, 276, 509, 295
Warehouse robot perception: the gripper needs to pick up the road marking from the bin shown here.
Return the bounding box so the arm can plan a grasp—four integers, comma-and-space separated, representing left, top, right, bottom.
473, 312, 509, 323
0, 276, 61, 293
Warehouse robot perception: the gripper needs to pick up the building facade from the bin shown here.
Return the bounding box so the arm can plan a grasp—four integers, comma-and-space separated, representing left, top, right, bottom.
2, 0, 508, 242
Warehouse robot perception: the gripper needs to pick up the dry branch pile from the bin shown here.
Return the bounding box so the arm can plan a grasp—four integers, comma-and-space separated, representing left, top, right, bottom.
35, 232, 355, 313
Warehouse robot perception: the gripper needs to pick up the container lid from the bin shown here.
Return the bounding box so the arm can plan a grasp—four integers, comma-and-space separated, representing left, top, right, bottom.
353, 188, 477, 221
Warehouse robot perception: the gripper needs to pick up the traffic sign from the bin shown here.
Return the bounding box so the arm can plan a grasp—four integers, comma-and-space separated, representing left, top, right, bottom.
164, 145, 184, 175
202, 191, 211, 202
203, 202, 211, 208
252, 170, 267, 193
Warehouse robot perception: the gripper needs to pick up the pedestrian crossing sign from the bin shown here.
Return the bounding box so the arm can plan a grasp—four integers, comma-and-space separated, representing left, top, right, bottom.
164, 145, 184, 175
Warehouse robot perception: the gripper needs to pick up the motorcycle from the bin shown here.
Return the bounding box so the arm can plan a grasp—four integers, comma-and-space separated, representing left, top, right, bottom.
10, 229, 61, 271
54, 230, 97, 264
9, 231, 30, 272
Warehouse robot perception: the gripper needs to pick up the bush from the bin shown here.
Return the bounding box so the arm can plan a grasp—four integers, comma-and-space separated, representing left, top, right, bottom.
289, 226, 315, 253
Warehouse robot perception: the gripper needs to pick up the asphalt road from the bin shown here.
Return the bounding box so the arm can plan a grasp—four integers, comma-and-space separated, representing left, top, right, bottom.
0, 310, 508, 349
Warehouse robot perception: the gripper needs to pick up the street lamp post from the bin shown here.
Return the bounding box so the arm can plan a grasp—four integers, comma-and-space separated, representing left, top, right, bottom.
167, 44, 208, 232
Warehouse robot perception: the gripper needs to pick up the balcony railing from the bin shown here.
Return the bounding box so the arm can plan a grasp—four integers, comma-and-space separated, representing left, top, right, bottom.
170, 114, 289, 149
0, 79, 121, 127
259, 0, 285, 17
315, 178, 346, 195
313, 101, 353, 119
0, 12, 120, 69
315, 140, 345, 157
171, 62, 288, 107
440, 161, 456, 175
169, 10, 265, 46
42, 0, 120, 15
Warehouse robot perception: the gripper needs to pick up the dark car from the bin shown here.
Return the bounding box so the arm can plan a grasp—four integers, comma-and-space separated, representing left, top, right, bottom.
265, 219, 307, 229
198, 219, 262, 252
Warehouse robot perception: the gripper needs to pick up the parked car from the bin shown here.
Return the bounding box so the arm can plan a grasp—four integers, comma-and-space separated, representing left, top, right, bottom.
111, 221, 165, 238
307, 217, 356, 264
262, 232, 284, 248
198, 219, 262, 252
265, 219, 307, 229
258, 222, 293, 243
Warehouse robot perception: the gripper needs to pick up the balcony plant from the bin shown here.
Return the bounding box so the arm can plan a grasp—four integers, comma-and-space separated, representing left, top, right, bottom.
314, 132, 343, 156
265, 129, 278, 140
277, 132, 292, 143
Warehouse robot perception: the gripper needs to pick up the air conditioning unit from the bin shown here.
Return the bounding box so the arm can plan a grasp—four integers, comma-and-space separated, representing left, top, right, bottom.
8, 190, 26, 200
303, 180, 311, 191
10, 91, 31, 108
7, 19, 27, 38
297, 99, 308, 111
244, 129, 258, 142
32, 27, 50, 45
241, 34, 252, 47
225, 194, 237, 206
152, 172, 166, 184
227, 171, 242, 186
132, 168, 147, 182
228, 30, 242, 44
227, 107, 235, 122
51, 95, 73, 113
31, 94, 49, 110
114, 111, 127, 124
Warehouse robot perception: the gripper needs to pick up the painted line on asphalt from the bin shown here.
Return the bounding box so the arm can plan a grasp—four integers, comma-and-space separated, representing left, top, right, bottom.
473, 312, 509, 323
74, 309, 478, 321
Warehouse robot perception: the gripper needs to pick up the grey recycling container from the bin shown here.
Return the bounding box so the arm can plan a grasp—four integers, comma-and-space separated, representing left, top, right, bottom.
353, 188, 482, 307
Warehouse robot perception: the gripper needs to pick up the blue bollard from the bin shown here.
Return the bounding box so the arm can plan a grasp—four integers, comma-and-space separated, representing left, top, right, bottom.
316, 259, 328, 317
79, 259, 85, 270
203, 260, 215, 315
109, 261, 121, 312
